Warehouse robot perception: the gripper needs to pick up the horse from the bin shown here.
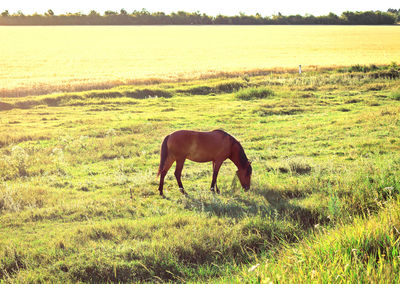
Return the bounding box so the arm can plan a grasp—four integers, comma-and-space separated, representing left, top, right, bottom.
157, 129, 252, 197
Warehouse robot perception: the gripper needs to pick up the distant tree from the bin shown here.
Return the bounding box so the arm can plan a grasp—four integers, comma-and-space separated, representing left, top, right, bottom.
89, 10, 100, 17
45, 9, 55, 16
66, 12, 83, 16
15, 10, 24, 16
271, 12, 284, 24
140, 8, 150, 15
341, 11, 396, 25
1, 10, 9, 17
104, 10, 118, 16
150, 11, 170, 24
0, 9, 398, 25
317, 12, 341, 24
171, 11, 191, 24
387, 8, 400, 21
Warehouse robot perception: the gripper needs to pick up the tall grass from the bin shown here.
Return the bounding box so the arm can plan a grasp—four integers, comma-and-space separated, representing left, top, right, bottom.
232, 198, 400, 283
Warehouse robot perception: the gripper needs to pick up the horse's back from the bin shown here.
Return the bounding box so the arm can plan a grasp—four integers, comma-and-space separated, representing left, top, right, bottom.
167, 130, 231, 162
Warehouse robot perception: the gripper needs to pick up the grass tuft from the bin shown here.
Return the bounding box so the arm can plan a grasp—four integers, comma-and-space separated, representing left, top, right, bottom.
235, 87, 275, 100
278, 157, 312, 175
391, 90, 400, 101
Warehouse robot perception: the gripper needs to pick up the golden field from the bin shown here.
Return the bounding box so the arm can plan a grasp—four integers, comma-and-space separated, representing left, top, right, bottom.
1, 25, 400, 96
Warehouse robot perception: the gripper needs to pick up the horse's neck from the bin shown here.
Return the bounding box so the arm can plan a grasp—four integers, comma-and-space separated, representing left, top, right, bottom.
229, 142, 245, 170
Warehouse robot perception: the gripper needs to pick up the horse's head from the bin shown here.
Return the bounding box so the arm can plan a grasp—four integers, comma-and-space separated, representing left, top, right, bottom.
237, 161, 252, 191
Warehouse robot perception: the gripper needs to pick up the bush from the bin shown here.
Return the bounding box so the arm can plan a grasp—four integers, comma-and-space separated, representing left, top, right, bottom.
348, 64, 368, 73
370, 62, 400, 79
348, 64, 380, 73
236, 87, 275, 100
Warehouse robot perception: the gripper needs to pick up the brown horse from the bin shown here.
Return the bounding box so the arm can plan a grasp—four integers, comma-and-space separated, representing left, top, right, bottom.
157, 129, 252, 197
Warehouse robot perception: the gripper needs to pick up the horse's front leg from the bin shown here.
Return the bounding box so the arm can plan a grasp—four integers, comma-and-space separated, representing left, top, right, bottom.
211, 161, 223, 194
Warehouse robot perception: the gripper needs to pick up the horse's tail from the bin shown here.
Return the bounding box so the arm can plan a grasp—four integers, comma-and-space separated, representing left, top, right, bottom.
157, 135, 170, 177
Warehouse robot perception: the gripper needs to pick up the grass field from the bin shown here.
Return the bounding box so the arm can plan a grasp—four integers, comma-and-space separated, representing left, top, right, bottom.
1, 26, 400, 97
0, 65, 400, 282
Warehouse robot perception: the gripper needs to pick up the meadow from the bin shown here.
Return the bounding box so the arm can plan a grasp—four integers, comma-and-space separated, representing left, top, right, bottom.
1, 25, 400, 97
0, 64, 400, 282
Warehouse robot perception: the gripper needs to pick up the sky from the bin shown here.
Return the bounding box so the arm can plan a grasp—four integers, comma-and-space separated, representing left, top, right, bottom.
1, 0, 399, 16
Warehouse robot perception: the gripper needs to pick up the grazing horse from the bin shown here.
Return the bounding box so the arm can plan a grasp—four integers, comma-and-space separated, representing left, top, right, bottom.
157, 130, 252, 197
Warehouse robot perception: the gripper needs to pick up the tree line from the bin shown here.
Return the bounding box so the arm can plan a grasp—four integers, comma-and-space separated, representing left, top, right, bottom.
0, 9, 399, 25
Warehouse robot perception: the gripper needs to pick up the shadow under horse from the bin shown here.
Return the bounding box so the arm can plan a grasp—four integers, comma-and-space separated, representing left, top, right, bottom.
157, 130, 252, 197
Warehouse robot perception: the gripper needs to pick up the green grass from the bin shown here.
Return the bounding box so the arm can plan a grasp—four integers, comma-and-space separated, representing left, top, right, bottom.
0, 66, 400, 282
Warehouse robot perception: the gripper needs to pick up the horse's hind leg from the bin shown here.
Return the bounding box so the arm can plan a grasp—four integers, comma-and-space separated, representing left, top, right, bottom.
158, 158, 174, 197
174, 159, 187, 195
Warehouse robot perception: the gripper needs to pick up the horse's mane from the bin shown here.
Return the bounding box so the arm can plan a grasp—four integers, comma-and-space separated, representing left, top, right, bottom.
213, 129, 248, 168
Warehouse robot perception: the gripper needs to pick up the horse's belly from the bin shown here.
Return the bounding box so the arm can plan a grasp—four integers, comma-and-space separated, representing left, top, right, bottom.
186, 153, 213, 163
